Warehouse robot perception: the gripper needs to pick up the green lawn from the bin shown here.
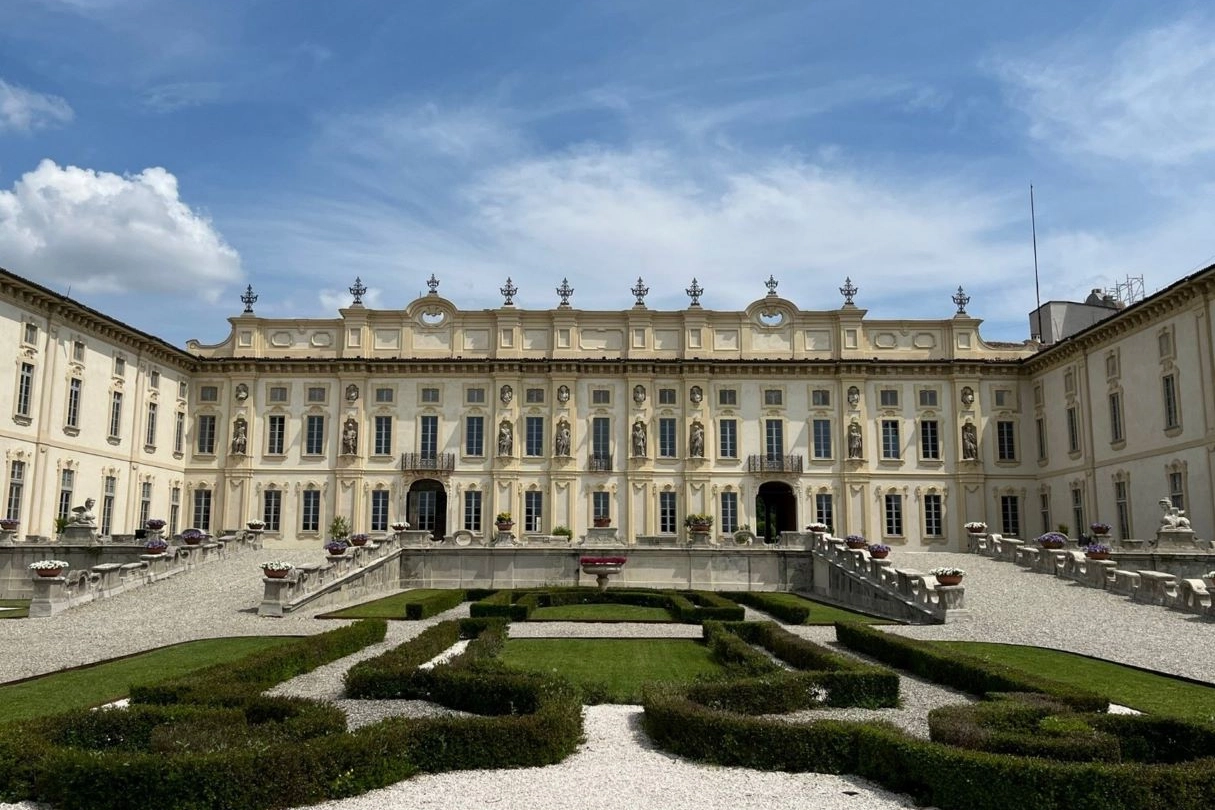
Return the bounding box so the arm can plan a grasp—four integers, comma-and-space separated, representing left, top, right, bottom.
321, 589, 453, 619
757, 592, 895, 625
499, 638, 723, 703
0, 636, 296, 724
0, 599, 30, 619
939, 641, 1215, 720
529, 603, 675, 622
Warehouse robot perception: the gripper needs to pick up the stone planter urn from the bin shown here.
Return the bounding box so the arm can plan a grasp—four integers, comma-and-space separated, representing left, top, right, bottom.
593, 517, 612, 528
580, 556, 627, 592
936, 574, 964, 586
349, 534, 369, 547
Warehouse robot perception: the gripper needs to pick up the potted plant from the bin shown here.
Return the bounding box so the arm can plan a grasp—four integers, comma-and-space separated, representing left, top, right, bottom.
144, 537, 169, 554
845, 534, 867, 549
1036, 531, 1067, 550
495, 512, 514, 530
0, 518, 19, 532
180, 528, 206, 546
246, 519, 266, 531
348, 533, 370, 547
145, 518, 166, 532
324, 540, 349, 556
930, 566, 966, 586
964, 521, 987, 535
390, 521, 409, 532
261, 561, 293, 579
592, 515, 612, 528
328, 516, 351, 542
1084, 544, 1112, 560
806, 522, 830, 533
29, 559, 70, 578
1089, 522, 1111, 538
867, 543, 891, 559
685, 514, 714, 532
552, 525, 573, 540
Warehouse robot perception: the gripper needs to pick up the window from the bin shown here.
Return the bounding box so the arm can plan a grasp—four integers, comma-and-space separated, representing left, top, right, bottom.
15, 363, 34, 418
919, 420, 940, 460
812, 419, 832, 459
1109, 392, 1124, 443
812, 389, 831, 407
525, 388, 545, 404
1035, 417, 1047, 461
721, 491, 738, 533
591, 417, 611, 468
65, 378, 81, 430
301, 489, 320, 532
114, 356, 126, 377
994, 389, 1012, 408
463, 490, 482, 532
269, 386, 288, 403
1114, 480, 1130, 539
814, 493, 834, 532
22, 322, 37, 344
421, 387, 440, 404
263, 489, 282, 532
658, 418, 677, 458
924, 493, 943, 537
304, 415, 325, 455
1162, 374, 1179, 429
139, 482, 152, 528
373, 416, 393, 455
659, 491, 677, 533
918, 389, 938, 408
419, 415, 438, 457
996, 421, 1016, 461
764, 419, 784, 460
72, 340, 85, 362
199, 384, 218, 402
1071, 486, 1085, 538
763, 388, 783, 406
101, 475, 116, 536
178, 380, 188, 400
593, 491, 609, 521
1063, 371, 1075, 394
374, 387, 394, 403
881, 419, 900, 459
658, 388, 677, 405
719, 419, 737, 458
1158, 329, 1173, 359
591, 389, 611, 405
266, 415, 286, 455
1039, 491, 1051, 535
525, 416, 544, 456
108, 391, 124, 439
465, 416, 484, 456
1169, 471, 1185, 511
1033, 384, 1043, 407
144, 403, 158, 448
524, 491, 543, 533
1001, 495, 1021, 537
718, 388, 738, 406
1066, 407, 1080, 453
170, 486, 181, 536
5, 461, 25, 522
883, 494, 903, 536
306, 386, 326, 403
466, 387, 485, 404
57, 469, 74, 519
370, 490, 389, 532
196, 415, 216, 454
149, 370, 160, 389
879, 388, 899, 408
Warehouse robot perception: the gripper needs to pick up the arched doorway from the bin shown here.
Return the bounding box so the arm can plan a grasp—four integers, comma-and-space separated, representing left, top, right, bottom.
756, 482, 797, 543
406, 479, 448, 541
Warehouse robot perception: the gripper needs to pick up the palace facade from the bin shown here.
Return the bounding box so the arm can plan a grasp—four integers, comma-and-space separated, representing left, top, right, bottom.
2, 265, 1212, 549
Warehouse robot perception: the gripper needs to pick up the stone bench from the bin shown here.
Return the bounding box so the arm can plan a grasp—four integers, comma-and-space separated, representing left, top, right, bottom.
1134, 571, 1177, 606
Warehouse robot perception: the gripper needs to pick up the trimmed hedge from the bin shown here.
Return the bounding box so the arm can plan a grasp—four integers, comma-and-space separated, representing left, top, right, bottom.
702, 621, 782, 677
725, 591, 811, 623
468, 587, 744, 624
344, 621, 461, 698
834, 623, 1108, 711
404, 589, 466, 619
469, 589, 531, 620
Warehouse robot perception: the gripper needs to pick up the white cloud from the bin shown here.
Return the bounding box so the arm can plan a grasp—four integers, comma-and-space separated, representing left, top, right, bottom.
141, 81, 222, 112
995, 17, 1215, 166
0, 79, 74, 133
0, 159, 241, 299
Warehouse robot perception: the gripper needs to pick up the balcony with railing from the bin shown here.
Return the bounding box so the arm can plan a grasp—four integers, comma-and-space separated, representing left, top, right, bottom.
588, 454, 613, 472
400, 452, 456, 475
747, 454, 804, 474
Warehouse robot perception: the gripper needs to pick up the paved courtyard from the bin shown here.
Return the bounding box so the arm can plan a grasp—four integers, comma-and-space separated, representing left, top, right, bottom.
0, 546, 1212, 810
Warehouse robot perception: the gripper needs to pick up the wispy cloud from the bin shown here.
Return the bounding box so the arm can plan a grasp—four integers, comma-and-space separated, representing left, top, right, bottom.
141, 80, 222, 112
0, 78, 73, 133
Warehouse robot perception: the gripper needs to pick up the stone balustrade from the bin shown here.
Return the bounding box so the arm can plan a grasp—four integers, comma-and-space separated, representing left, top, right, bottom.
258, 536, 402, 617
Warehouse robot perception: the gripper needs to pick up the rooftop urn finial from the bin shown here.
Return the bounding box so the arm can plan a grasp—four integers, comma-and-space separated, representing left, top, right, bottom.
631, 276, 649, 306
686, 277, 703, 307
839, 277, 858, 306
240, 284, 258, 314
953, 285, 971, 315
556, 277, 574, 307
427, 273, 440, 295
765, 274, 778, 295
348, 277, 367, 307
500, 277, 517, 306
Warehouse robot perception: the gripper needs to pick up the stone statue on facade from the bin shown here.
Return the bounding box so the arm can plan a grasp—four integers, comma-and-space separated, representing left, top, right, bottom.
498, 421, 513, 455
961, 422, 978, 460
500, 384, 513, 405
1158, 498, 1191, 530
847, 422, 863, 459
230, 417, 248, 455
689, 420, 705, 458
632, 420, 647, 457
68, 498, 97, 527
554, 420, 571, 456
341, 418, 358, 455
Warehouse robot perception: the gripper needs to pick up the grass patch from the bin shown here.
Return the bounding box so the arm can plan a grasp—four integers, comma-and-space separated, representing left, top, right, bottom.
529, 603, 675, 622
938, 641, 1215, 720
0, 600, 29, 619
0, 636, 296, 724
499, 639, 723, 703
320, 589, 457, 619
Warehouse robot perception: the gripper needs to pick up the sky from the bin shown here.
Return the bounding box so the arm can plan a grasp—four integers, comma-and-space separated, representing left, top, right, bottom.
2, 0, 1214, 347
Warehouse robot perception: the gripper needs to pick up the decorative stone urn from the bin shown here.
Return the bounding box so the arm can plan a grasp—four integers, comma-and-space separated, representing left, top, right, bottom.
580, 556, 627, 592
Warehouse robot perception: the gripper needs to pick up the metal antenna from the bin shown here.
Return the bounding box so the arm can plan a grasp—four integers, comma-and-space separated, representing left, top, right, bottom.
1031, 184, 1042, 342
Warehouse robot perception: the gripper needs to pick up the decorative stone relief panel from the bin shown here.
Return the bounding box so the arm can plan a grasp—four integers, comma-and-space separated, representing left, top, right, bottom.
580, 329, 623, 351
462, 329, 489, 351
310, 332, 333, 348
523, 329, 549, 350
654, 329, 678, 350
412, 329, 451, 350
374, 329, 401, 350
713, 329, 739, 350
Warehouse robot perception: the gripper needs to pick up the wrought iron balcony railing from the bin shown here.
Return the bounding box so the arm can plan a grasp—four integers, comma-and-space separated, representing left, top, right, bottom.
400, 452, 456, 474
746, 454, 804, 473
588, 454, 613, 472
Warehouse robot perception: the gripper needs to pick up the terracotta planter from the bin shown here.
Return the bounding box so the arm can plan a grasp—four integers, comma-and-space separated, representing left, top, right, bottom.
936, 574, 964, 586
350, 536, 369, 547
870, 550, 890, 559
1085, 552, 1111, 560
326, 547, 347, 557
1039, 541, 1065, 550
35, 568, 63, 578
846, 540, 868, 549
183, 537, 203, 546
496, 522, 514, 532
263, 568, 290, 579
688, 522, 711, 533
593, 517, 611, 528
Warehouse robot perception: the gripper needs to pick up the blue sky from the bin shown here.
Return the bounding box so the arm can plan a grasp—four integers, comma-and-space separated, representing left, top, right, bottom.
2, 0, 1214, 346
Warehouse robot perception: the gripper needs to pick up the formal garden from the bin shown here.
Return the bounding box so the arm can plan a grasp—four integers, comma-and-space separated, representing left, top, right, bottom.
1, 587, 1214, 810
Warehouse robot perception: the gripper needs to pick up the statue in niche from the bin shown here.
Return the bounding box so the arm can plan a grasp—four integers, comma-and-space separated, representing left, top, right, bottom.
633, 384, 646, 404
500, 384, 513, 405
847, 386, 860, 408
847, 422, 863, 459
961, 422, 978, 460
554, 420, 571, 456
689, 386, 703, 404
230, 417, 248, 455
345, 384, 360, 402
68, 498, 97, 527
960, 386, 975, 407
341, 418, 358, 455
632, 420, 647, 456
1158, 498, 1192, 530
557, 385, 570, 403
234, 383, 249, 402
498, 421, 513, 455
689, 421, 705, 458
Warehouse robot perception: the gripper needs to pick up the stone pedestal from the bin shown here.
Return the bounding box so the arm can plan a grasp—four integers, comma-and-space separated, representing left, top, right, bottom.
492, 529, 516, 547
259, 577, 296, 617
583, 527, 619, 546
1154, 529, 1203, 550
29, 575, 67, 618
687, 530, 713, 546
61, 525, 97, 544
0, 529, 15, 547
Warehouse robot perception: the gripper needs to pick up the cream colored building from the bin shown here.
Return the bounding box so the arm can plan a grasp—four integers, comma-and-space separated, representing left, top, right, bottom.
2, 265, 1212, 549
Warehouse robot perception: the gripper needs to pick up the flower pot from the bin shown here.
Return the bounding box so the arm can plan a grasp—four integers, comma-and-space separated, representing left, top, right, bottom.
936, 574, 964, 586
1085, 552, 1111, 560
1039, 541, 1065, 550
326, 547, 347, 556
845, 540, 867, 549
263, 568, 290, 579
35, 568, 63, 578
870, 550, 890, 559
350, 536, 368, 547
688, 522, 711, 533
593, 517, 611, 528
496, 522, 514, 532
